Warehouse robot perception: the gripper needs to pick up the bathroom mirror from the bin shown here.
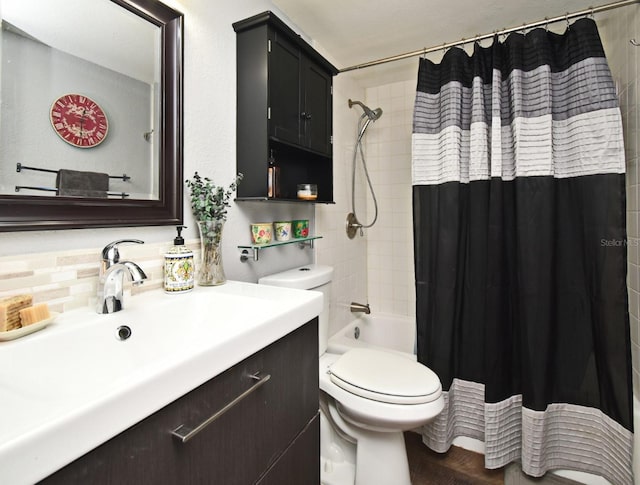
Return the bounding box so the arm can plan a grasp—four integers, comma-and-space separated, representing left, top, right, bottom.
0, 0, 183, 231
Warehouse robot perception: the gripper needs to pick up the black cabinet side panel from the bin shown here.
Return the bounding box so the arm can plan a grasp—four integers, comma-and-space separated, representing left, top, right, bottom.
236, 26, 269, 198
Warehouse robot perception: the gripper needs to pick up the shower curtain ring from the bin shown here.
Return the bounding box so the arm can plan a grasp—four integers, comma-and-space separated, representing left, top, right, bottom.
544, 17, 549, 32
566, 13, 570, 30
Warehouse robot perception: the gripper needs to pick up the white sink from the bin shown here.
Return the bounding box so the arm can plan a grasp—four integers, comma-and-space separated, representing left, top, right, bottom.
0, 281, 322, 484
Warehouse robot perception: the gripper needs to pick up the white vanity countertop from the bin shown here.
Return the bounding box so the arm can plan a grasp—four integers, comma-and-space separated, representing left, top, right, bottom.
0, 281, 322, 484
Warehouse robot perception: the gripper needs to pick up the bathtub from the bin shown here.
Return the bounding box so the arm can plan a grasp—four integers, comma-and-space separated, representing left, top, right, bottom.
327, 313, 639, 485
326, 313, 416, 357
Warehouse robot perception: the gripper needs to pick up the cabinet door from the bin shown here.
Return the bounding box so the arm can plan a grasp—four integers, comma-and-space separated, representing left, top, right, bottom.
257, 413, 320, 485
302, 59, 333, 156
41, 320, 319, 485
269, 30, 301, 147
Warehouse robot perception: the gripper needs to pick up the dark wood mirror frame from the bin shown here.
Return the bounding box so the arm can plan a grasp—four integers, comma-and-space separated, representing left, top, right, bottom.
0, 0, 183, 232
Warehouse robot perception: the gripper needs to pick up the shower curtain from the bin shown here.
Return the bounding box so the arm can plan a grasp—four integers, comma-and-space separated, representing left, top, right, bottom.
411, 18, 633, 485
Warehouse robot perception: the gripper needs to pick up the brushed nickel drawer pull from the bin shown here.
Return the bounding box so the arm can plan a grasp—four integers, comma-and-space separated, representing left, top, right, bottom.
171, 372, 271, 443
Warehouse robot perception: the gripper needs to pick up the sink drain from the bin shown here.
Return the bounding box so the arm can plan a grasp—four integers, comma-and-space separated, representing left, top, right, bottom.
115, 325, 132, 341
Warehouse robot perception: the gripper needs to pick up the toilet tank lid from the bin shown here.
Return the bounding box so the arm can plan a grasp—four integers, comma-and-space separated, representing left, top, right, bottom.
258, 264, 333, 290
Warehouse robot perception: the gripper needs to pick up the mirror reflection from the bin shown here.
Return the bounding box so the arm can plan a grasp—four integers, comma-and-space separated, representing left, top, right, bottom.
0, 0, 161, 200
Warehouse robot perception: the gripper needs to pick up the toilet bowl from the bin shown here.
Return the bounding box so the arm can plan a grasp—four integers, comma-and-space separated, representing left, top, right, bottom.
259, 265, 444, 485
321, 350, 443, 430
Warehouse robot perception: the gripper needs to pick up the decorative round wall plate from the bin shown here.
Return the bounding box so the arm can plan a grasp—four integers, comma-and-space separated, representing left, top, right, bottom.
50, 94, 109, 148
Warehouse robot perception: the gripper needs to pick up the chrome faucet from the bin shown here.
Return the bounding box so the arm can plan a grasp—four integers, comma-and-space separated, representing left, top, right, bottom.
350, 302, 371, 314
97, 239, 147, 314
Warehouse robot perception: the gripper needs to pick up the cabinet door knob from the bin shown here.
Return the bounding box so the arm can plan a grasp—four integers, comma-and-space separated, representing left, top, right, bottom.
301, 112, 312, 120
171, 371, 271, 443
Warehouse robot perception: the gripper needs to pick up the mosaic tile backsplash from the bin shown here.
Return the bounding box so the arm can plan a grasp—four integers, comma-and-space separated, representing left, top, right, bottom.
0, 239, 201, 313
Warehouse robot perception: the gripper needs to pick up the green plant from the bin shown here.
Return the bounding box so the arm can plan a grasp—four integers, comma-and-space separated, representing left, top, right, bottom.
186, 172, 243, 222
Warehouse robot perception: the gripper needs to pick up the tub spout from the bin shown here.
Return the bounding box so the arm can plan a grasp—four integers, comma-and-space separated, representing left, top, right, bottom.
350, 302, 371, 314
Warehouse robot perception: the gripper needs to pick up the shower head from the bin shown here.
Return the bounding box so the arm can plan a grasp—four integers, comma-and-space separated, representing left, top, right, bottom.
348, 99, 383, 121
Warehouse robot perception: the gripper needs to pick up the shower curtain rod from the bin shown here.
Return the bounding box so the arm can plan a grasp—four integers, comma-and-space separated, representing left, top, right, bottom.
339, 0, 639, 73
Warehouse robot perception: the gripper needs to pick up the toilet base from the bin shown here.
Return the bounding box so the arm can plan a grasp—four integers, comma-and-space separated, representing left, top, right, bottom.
321, 456, 356, 485
326, 398, 412, 485
320, 406, 356, 485
353, 429, 411, 485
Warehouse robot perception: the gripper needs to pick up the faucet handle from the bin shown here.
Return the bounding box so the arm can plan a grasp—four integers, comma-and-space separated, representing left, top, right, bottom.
101, 239, 144, 263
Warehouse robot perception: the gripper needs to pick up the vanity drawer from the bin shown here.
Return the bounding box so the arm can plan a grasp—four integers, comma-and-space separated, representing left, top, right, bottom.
41, 318, 319, 485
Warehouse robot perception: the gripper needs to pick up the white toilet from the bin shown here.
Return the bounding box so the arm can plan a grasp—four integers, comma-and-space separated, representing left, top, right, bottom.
259, 265, 444, 485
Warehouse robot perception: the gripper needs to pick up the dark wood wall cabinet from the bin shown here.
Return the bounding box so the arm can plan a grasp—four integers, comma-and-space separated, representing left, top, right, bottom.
40, 320, 320, 485
233, 11, 338, 203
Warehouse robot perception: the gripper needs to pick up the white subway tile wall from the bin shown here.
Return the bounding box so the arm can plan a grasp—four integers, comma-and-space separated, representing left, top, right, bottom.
364, 80, 416, 317
316, 75, 369, 338
317, 75, 420, 336
594, 6, 640, 395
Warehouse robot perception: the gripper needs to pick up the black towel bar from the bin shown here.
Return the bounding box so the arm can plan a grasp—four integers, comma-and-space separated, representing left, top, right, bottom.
14, 185, 130, 198
16, 163, 131, 181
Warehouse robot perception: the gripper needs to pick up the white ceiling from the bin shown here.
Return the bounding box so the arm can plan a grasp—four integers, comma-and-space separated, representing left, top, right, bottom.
272, 0, 616, 85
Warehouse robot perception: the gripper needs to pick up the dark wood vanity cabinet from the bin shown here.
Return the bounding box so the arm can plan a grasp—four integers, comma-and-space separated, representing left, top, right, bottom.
41, 319, 320, 485
233, 11, 338, 203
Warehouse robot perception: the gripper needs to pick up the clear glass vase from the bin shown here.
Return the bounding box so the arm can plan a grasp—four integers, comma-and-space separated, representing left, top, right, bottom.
196, 220, 226, 286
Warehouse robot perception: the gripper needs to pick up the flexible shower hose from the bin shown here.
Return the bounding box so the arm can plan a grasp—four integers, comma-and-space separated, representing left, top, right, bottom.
351, 114, 379, 229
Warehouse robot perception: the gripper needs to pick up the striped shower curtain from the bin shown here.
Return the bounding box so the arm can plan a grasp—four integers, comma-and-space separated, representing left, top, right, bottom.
411, 18, 633, 484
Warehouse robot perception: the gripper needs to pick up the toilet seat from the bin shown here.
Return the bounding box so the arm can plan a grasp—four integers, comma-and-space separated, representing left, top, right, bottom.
329, 348, 441, 405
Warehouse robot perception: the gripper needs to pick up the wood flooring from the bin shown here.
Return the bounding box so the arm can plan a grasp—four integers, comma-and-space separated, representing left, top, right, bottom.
405, 431, 504, 485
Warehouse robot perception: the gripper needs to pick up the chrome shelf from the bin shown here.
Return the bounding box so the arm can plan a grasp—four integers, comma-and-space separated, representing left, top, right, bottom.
238, 236, 322, 262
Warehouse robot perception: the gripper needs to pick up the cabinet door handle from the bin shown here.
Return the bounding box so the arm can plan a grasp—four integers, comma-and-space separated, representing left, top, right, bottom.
171, 372, 271, 443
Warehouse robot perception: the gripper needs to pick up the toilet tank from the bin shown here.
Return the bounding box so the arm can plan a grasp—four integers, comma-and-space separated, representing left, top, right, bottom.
258, 264, 333, 355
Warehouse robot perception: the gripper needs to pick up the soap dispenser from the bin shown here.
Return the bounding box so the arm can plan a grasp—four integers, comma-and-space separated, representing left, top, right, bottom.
164, 226, 194, 293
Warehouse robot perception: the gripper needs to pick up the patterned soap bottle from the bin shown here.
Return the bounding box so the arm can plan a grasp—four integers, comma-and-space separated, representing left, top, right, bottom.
164, 226, 194, 293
